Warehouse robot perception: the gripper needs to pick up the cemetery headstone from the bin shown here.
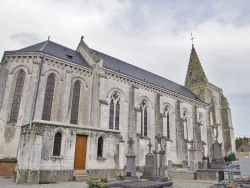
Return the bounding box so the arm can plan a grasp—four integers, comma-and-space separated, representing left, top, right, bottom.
211, 140, 225, 169
125, 137, 137, 179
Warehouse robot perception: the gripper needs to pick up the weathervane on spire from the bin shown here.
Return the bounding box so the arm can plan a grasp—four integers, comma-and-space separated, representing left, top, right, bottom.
190, 32, 195, 46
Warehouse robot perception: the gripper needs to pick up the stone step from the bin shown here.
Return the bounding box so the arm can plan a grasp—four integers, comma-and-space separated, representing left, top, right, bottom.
74, 174, 89, 182
73, 170, 89, 182
73, 170, 87, 175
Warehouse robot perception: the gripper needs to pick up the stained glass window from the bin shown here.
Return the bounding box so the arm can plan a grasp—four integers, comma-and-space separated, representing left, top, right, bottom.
97, 137, 103, 157
140, 100, 148, 137
167, 114, 170, 139
109, 100, 114, 129
9, 70, 25, 123
144, 109, 147, 137
42, 74, 55, 121
70, 81, 81, 124
53, 132, 62, 156
140, 106, 143, 135
109, 92, 120, 130
115, 102, 120, 130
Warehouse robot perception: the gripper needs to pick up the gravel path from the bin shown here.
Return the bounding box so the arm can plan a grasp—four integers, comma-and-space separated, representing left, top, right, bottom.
0, 176, 216, 188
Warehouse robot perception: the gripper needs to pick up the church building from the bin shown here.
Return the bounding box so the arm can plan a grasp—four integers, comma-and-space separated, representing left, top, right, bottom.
0, 37, 235, 183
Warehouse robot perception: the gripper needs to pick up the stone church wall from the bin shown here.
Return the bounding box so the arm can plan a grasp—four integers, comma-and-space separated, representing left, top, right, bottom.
0, 41, 235, 183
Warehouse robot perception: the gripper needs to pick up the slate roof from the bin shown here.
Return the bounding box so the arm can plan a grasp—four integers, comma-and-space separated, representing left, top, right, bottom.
92, 50, 203, 102
7, 40, 91, 68
6, 40, 203, 103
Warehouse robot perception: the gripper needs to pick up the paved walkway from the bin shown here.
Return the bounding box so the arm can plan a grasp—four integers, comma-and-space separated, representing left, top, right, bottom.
0, 176, 216, 188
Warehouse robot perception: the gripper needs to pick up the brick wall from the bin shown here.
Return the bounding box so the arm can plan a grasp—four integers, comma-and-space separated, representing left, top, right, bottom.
0, 161, 16, 176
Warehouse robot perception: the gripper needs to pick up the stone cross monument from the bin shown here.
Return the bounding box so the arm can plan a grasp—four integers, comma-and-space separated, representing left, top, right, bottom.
153, 133, 167, 181
148, 141, 153, 154
188, 139, 196, 171
211, 139, 225, 169
125, 137, 137, 179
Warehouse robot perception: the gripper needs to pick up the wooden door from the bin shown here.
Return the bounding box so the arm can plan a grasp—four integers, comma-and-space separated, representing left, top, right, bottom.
74, 135, 88, 169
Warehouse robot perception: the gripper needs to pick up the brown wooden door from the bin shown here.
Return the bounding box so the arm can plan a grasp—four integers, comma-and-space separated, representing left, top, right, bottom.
74, 135, 88, 169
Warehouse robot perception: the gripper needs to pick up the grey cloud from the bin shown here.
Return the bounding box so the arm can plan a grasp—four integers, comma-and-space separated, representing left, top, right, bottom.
10, 32, 41, 46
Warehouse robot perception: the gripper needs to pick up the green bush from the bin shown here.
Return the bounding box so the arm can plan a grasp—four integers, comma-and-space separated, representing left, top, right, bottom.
86, 179, 107, 188
228, 152, 236, 161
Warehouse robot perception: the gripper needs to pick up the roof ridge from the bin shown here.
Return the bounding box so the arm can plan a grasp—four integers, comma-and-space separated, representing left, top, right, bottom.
40, 40, 50, 51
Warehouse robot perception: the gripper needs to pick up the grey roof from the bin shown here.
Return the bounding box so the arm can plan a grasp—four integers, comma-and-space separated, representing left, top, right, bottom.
92, 50, 203, 102
6, 40, 203, 103
7, 40, 91, 68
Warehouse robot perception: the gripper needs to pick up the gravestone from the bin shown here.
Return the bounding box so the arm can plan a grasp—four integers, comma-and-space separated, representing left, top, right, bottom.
142, 141, 155, 178
125, 137, 137, 179
188, 139, 196, 171
211, 140, 225, 169
196, 140, 225, 182
152, 133, 168, 182
183, 160, 188, 169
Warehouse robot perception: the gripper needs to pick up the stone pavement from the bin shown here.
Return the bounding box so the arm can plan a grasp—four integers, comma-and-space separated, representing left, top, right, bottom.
0, 176, 216, 188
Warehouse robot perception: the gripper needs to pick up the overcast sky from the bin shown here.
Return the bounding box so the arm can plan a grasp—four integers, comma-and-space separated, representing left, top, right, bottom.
0, 0, 249, 138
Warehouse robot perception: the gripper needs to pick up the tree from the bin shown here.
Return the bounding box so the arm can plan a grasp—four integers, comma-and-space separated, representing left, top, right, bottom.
235, 137, 248, 149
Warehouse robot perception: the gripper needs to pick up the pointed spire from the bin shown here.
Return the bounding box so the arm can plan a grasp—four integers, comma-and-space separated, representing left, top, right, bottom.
185, 44, 208, 89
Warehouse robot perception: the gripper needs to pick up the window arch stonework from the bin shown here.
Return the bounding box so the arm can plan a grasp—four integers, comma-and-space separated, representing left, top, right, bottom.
9, 70, 26, 123
109, 92, 120, 130
42, 74, 56, 121
70, 81, 81, 124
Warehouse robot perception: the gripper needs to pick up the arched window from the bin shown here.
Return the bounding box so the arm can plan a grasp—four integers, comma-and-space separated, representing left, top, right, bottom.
167, 113, 170, 139
183, 110, 188, 140
53, 132, 62, 156
140, 100, 148, 137
109, 92, 120, 130
10, 70, 26, 123
199, 113, 203, 124
97, 137, 103, 157
70, 81, 81, 124
42, 74, 55, 121
164, 105, 171, 139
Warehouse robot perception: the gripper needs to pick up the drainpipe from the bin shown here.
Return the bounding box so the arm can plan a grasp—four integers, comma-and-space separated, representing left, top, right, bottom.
29, 53, 44, 129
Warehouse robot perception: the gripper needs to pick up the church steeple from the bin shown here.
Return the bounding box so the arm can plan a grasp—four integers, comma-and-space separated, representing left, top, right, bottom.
185, 45, 208, 89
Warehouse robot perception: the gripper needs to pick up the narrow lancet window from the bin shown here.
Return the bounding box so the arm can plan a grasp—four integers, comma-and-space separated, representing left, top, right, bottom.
108, 92, 120, 130
140, 100, 148, 137
42, 74, 55, 121
97, 137, 103, 157
183, 110, 188, 140
10, 70, 25, 123
70, 81, 81, 124
53, 132, 62, 156
167, 114, 170, 139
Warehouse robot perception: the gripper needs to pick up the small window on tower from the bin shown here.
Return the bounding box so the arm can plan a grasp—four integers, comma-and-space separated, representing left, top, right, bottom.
189, 72, 192, 76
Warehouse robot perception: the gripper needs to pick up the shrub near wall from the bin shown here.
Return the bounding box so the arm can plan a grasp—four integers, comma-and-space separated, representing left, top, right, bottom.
0, 158, 17, 176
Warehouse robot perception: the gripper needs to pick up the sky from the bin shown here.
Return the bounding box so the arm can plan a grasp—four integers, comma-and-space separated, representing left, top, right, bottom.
0, 0, 249, 138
